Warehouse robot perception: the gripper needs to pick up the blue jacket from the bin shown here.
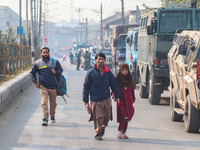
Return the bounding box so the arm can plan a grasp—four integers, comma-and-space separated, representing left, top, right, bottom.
83, 65, 119, 103
30, 58, 63, 89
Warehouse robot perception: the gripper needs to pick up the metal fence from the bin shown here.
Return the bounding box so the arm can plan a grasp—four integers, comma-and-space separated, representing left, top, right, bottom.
0, 43, 32, 82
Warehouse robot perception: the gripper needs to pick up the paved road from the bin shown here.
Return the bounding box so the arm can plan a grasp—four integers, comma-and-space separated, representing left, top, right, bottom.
0, 58, 200, 150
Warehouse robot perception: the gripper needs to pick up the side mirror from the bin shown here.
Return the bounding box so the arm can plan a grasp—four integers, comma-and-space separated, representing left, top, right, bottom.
113, 39, 117, 47
178, 45, 187, 55
147, 20, 157, 35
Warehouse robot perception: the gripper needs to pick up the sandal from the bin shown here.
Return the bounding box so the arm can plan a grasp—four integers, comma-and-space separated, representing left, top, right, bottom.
122, 133, 128, 139
117, 132, 122, 139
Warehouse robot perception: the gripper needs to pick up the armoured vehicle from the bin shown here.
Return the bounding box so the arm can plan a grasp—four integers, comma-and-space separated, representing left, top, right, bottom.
137, 8, 200, 105
168, 30, 200, 133
111, 24, 138, 75
125, 28, 139, 88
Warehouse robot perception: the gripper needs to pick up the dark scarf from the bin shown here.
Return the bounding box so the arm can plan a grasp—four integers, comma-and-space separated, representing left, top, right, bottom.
116, 63, 134, 87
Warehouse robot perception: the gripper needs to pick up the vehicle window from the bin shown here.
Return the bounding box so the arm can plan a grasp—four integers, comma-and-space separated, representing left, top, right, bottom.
195, 10, 200, 28
100, 49, 111, 55
159, 10, 193, 33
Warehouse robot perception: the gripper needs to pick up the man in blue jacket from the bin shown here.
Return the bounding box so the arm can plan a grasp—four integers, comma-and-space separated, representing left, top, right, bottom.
30, 47, 63, 126
83, 52, 119, 140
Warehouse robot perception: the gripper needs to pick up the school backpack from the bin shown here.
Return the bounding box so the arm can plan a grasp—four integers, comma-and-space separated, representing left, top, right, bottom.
51, 58, 69, 103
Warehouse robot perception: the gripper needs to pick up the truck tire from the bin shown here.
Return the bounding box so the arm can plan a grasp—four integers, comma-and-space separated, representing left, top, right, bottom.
170, 89, 183, 121
139, 74, 148, 98
148, 75, 161, 105
184, 95, 200, 133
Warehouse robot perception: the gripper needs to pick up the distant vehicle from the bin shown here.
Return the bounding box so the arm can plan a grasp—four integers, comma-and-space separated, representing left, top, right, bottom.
168, 30, 200, 133
111, 24, 138, 75
89, 46, 99, 68
137, 8, 200, 105
125, 28, 138, 88
72, 43, 92, 65
99, 48, 112, 69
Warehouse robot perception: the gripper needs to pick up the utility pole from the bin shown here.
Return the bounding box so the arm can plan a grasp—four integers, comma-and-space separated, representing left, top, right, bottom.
85, 17, 88, 43
26, 0, 28, 45
39, 0, 42, 46
18, 0, 22, 44
100, 2, 103, 46
30, 0, 35, 64
121, 0, 125, 25
163, 0, 169, 9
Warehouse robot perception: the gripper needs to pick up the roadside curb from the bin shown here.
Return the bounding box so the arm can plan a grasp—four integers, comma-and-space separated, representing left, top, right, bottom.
0, 70, 32, 113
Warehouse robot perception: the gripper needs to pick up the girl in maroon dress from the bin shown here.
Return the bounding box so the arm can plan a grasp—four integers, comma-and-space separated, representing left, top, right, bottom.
116, 63, 135, 139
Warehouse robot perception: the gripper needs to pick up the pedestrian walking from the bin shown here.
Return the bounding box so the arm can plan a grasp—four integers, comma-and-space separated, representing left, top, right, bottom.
115, 63, 135, 139
69, 52, 74, 65
76, 50, 82, 70
82, 52, 119, 140
30, 47, 63, 126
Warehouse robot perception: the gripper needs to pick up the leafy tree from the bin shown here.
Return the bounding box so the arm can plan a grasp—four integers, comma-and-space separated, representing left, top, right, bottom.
4, 22, 16, 44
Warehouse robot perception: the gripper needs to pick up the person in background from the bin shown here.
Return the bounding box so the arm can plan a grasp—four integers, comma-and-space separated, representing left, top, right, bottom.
76, 50, 82, 70
30, 47, 63, 126
82, 52, 119, 140
115, 63, 135, 139
69, 52, 74, 65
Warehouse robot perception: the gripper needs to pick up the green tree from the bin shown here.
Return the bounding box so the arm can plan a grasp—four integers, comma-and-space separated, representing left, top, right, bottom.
4, 22, 16, 44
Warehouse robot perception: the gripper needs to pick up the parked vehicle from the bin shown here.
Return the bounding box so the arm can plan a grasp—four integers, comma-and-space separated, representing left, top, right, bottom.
89, 46, 99, 68
125, 28, 139, 88
99, 48, 112, 69
137, 8, 200, 105
168, 29, 200, 133
111, 25, 138, 75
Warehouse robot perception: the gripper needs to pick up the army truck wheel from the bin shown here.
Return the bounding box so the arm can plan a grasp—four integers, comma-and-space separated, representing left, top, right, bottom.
184, 95, 200, 133
148, 75, 161, 105
139, 75, 148, 98
170, 89, 183, 121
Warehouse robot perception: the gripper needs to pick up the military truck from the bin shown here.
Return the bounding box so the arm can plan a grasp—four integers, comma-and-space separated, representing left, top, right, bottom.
137, 8, 200, 105
168, 30, 200, 133
111, 24, 138, 75
125, 28, 139, 88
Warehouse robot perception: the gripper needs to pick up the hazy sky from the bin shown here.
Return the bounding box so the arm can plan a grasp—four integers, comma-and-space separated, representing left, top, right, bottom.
0, 0, 161, 23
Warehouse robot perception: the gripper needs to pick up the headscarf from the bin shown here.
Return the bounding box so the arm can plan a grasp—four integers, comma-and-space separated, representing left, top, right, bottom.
116, 63, 134, 87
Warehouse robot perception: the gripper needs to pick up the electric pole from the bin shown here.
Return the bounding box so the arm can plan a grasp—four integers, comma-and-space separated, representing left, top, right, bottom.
39, 0, 42, 46
121, 0, 125, 25
30, 0, 35, 64
164, 0, 169, 9
100, 2, 103, 46
18, 0, 22, 44
85, 18, 88, 43
26, 0, 28, 45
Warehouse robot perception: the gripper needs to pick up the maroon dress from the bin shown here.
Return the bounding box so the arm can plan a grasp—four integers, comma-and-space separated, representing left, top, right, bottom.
117, 85, 135, 132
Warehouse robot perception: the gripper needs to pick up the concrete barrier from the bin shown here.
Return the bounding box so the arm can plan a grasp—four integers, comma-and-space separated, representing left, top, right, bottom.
0, 70, 32, 113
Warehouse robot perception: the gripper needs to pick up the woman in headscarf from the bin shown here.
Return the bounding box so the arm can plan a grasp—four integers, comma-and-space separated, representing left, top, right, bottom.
115, 63, 135, 139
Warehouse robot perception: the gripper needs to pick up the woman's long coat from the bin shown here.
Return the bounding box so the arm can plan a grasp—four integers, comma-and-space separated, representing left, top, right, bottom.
117, 85, 135, 122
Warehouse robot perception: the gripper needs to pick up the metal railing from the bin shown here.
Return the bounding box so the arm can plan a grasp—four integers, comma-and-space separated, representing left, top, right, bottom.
0, 43, 32, 82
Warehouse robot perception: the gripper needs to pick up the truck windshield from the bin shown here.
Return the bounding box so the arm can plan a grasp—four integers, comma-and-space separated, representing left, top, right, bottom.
159, 10, 193, 33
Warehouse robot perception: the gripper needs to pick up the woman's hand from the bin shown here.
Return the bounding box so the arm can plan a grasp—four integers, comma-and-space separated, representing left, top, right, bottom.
114, 99, 119, 103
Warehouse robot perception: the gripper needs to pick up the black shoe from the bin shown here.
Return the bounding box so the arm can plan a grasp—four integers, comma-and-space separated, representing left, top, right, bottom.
95, 134, 102, 140
51, 116, 55, 123
100, 128, 105, 137
42, 118, 48, 126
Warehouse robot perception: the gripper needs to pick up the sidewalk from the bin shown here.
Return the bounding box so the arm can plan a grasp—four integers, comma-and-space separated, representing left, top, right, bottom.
0, 70, 32, 113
